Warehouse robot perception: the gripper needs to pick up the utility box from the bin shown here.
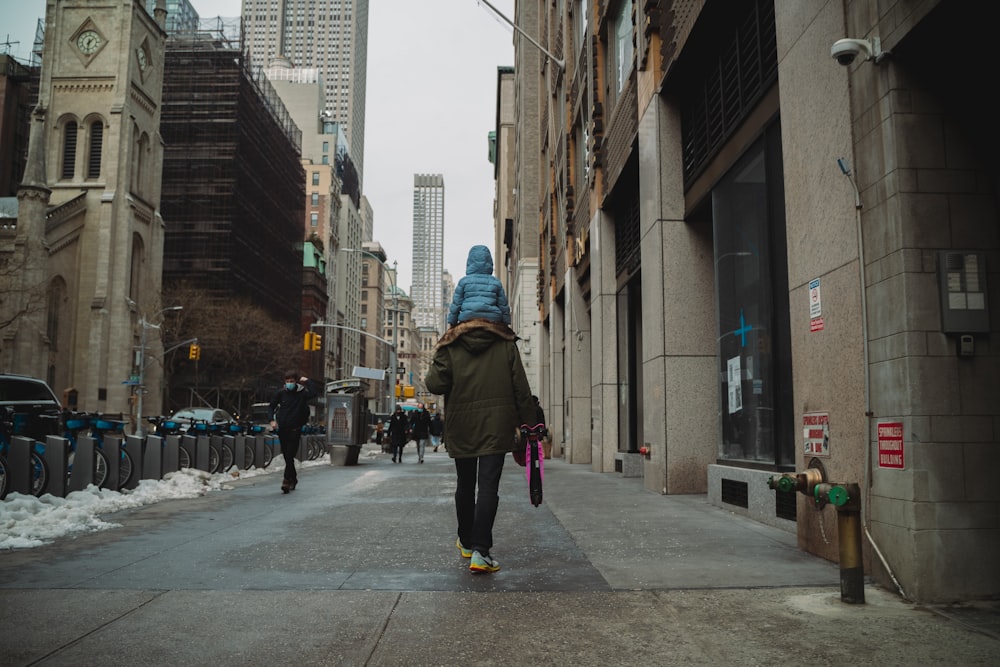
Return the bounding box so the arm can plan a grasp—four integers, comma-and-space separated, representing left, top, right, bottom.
326, 392, 362, 465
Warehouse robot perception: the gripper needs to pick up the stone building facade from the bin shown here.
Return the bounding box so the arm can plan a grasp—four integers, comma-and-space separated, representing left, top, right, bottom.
514, 0, 998, 603
2, 0, 168, 424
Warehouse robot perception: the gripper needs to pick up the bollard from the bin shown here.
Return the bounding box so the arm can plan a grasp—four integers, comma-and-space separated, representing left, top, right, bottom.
143, 434, 164, 481
41, 435, 69, 498
101, 434, 122, 491
68, 434, 96, 492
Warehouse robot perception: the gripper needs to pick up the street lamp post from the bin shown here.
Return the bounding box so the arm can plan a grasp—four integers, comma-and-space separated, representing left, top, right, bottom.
136, 306, 182, 436
340, 248, 398, 414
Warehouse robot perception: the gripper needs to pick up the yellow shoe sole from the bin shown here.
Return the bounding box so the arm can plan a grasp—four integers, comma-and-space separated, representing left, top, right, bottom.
456, 538, 472, 559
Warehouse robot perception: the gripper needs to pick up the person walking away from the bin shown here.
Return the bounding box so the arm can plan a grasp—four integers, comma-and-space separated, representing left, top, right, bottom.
268, 371, 316, 493
375, 420, 384, 446
425, 318, 536, 574
410, 407, 432, 463
447, 245, 511, 327
429, 412, 444, 452
387, 405, 409, 463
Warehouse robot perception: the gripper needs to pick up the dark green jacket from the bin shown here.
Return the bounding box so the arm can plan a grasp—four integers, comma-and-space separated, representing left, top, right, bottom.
425, 319, 536, 459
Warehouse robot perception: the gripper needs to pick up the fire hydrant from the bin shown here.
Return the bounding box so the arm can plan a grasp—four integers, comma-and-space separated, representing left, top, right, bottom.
768, 468, 865, 604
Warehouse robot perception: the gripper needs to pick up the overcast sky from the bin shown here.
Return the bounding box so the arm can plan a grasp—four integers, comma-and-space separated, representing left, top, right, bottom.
4, 0, 517, 293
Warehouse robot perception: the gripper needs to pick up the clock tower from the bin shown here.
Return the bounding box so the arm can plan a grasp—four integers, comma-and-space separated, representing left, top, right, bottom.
6, 0, 168, 424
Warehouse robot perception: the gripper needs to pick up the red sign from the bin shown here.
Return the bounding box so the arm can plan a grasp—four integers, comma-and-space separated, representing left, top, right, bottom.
877, 422, 904, 469
810, 317, 825, 332
802, 412, 829, 456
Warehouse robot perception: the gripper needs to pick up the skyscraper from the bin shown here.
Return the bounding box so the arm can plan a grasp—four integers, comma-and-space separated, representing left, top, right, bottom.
411, 174, 445, 334
242, 0, 369, 182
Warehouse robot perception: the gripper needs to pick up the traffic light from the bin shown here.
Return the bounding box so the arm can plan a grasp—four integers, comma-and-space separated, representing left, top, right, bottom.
303, 331, 322, 351
188, 343, 201, 360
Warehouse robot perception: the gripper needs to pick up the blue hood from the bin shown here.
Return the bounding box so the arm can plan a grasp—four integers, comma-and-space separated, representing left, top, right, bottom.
465, 245, 494, 276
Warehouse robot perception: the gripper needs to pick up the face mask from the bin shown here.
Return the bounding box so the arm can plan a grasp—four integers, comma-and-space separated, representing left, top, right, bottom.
285, 382, 297, 391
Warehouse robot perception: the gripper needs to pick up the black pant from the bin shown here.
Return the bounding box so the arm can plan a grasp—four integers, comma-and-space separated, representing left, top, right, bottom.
278, 427, 302, 482
392, 440, 405, 461
454, 452, 505, 555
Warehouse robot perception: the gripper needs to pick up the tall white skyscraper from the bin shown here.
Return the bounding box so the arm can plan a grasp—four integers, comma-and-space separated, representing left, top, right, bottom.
242, 0, 369, 182
411, 174, 445, 334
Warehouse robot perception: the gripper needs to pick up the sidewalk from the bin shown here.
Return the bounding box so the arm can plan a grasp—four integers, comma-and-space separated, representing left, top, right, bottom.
1, 444, 997, 666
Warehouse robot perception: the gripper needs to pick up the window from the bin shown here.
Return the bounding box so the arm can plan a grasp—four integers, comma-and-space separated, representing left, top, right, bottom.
61, 121, 78, 180
611, 0, 634, 97
574, 0, 587, 55
360, 317, 367, 329
311, 192, 319, 206
312, 171, 320, 185
87, 120, 103, 178
322, 141, 329, 152
310, 213, 318, 227
713, 125, 792, 466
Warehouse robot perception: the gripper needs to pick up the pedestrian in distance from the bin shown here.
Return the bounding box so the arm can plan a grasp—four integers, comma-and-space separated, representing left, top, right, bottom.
425, 318, 536, 574
430, 411, 444, 452
410, 406, 432, 463
447, 245, 511, 327
267, 371, 316, 493
374, 420, 384, 446
387, 405, 409, 463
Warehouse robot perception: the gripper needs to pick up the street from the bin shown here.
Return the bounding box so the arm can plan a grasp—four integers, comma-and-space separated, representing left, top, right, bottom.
1, 445, 997, 666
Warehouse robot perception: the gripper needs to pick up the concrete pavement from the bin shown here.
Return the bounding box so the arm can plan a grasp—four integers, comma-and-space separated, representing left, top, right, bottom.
1, 443, 997, 665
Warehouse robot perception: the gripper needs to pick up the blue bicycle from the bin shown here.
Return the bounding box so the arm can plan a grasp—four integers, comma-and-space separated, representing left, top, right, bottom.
62, 412, 133, 489
0, 406, 49, 498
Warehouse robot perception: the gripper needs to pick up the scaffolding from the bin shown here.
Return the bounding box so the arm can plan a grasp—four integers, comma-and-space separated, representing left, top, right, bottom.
160, 27, 306, 325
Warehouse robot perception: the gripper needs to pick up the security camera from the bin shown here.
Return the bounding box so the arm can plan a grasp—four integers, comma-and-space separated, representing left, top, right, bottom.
831, 37, 885, 66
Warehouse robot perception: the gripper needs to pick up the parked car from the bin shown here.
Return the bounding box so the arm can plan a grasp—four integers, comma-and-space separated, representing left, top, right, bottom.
168, 407, 234, 432
0, 374, 63, 440
248, 403, 272, 427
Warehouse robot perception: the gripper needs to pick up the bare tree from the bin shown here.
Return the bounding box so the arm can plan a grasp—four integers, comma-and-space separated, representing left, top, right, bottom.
0, 241, 48, 333
162, 283, 302, 415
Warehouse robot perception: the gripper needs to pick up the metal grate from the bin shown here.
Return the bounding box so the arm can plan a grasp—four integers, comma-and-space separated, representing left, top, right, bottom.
61, 121, 77, 180
680, 0, 777, 186
87, 122, 103, 178
721, 478, 749, 508
775, 488, 796, 521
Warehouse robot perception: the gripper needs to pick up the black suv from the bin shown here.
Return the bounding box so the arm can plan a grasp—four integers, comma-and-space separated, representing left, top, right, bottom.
0, 374, 63, 440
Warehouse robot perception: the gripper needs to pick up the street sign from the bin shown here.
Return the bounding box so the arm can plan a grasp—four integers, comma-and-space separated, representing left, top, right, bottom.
353, 366, 385, 380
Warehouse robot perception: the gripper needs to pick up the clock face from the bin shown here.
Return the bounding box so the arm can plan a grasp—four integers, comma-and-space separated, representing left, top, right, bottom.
77, 30, 102, 55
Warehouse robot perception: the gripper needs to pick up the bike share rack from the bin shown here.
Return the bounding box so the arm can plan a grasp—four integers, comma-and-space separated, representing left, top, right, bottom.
2, 431, 284, 500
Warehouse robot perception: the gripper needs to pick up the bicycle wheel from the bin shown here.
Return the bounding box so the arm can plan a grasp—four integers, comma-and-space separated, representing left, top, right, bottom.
220, 442, 235, 472
243, 442, 255, 469
0, 454, 8, 499
208, 445, 220, 473
94, 449, 109, 488
262, 441, 273, 468
118, 450, 133, 488
178, 445, 191, 469
30, 452, 48, 497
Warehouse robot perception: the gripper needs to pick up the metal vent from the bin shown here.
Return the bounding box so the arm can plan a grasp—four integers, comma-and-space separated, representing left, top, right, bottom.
680, 0, 777, 186
775, 488, 796, 521
721, 478, 749, 508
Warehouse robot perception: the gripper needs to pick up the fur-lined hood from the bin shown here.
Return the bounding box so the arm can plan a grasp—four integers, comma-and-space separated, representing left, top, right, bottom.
434, 318, 518, 351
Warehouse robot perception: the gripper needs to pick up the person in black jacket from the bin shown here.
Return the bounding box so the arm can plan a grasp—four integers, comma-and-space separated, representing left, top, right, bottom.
410, 407, 432, 463
387, 405, 409, 463
430, 412, 444, 452
268, 371, 316, 493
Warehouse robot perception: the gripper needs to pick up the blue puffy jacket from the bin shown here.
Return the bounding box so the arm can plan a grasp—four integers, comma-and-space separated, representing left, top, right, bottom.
448, 245, 511, 326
